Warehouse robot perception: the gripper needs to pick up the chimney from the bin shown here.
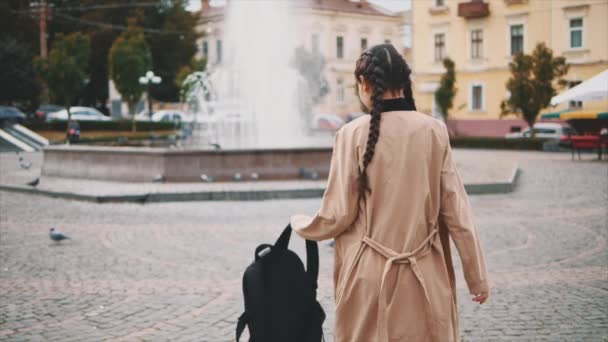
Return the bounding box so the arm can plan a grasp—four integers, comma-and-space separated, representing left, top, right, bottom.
203, 0, 210, 12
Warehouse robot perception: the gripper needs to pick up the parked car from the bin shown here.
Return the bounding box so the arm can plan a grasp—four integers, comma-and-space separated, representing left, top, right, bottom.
46, 106, 111, 122
0, 106, 27, 124
136, 110, 192, 124
311, 113, 346, 130
35, 104, 64, 121
505, 123, 573, 139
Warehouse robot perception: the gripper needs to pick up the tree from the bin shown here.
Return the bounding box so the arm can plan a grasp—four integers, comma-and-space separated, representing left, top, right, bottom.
501, 43, 569, 135
0, 37, 42, 111
292, 46, 329, 105
434, 58, 456, 122
109, 19, 152, 132
147, 0, 201, 102
36, 32, 90, 138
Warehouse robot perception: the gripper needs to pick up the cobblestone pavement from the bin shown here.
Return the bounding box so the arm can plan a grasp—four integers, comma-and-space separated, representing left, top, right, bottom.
0, 150, 607, 341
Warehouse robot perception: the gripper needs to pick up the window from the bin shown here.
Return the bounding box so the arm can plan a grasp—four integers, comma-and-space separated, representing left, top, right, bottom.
360, 37, 368, 51
471, 84, 483, 111
202, 41, 208, 59
434, 33, 445, 62
471, 29, 483, 59
403, 25, 412, 48
435, 0, 445, 7
336, 36, 344, 59
312, 34, 320, 54
569, 18, 583, 48
568, 81, 583, 109
336, 78, 345, 104
216, 40, 222, 63
510, 24, 524, 55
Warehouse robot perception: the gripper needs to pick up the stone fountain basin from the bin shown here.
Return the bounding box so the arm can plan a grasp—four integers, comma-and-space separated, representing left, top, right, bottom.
42, 145, 332, 182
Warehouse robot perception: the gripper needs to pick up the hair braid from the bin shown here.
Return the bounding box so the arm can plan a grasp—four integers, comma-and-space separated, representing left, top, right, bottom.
354, 43, 416, 195
358, 57, 386, 194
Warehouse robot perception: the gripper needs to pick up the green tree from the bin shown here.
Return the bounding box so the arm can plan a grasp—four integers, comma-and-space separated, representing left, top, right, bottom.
36, 32, 91, 137
501, 43, 569, 135
146, 0, 201, 102
0, 37, 42, 111
109, 19, 152, 132
434, 58, 456, 122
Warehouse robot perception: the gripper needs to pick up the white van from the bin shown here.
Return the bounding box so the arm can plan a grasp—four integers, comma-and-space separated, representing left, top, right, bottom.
505, 123, 573, 139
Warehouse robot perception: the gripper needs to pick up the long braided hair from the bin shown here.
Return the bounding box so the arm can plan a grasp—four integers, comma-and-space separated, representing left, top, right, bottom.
354, 43, 416, 195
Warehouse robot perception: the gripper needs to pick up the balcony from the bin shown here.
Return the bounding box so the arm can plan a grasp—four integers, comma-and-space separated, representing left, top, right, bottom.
458, 1, 490, 19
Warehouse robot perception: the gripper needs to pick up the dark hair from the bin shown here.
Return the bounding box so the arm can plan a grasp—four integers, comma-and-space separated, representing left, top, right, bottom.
354, 43, 415, 195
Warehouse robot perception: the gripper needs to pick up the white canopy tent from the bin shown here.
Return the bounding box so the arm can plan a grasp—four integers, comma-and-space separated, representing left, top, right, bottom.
550, 69, 608, 106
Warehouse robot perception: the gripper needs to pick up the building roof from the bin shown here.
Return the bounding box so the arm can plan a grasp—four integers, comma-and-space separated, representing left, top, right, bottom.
200, 0, 399, 20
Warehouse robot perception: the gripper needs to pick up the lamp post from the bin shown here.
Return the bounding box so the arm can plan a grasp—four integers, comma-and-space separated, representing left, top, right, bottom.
139, 71, 162, 118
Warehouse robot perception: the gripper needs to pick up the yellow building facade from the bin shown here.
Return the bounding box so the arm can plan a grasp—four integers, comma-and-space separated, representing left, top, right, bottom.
411, 0, 608, 135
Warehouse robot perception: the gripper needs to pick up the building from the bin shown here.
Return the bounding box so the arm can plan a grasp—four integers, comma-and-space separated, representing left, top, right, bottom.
411, 0, 608, 137
197, 0, 406, 117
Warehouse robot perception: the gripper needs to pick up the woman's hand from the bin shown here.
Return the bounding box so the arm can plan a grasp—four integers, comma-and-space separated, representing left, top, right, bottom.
472, 291, 489, 304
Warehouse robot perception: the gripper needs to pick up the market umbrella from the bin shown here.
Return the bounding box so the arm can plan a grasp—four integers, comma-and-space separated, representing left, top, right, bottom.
550, 69, 608, 106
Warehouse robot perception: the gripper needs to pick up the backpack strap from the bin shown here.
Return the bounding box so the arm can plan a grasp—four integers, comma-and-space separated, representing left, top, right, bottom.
276, 225, 320, 290
236, 311, 248, 341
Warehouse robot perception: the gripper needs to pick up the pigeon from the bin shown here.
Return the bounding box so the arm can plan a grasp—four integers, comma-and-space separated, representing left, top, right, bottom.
233, 173, 243, 181
20, 161, 32, 170
200, 174, 214, 182
49, 228, 70, 242
250, 172, 259, 180
152, 174, 165, 182
210, 143, 221, 150
27, 178, 39, 187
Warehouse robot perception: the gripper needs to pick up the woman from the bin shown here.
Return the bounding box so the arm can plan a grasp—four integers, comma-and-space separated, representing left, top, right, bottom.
290, 44, 489, 341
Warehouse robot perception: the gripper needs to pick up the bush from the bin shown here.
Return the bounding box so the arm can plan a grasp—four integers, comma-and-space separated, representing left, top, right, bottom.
450, 137, 550, 150
25, 120, 177, 132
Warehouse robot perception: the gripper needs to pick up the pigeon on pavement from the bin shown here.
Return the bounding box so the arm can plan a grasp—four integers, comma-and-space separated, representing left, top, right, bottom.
49, 228, 70, 242
27, 178, 39, 187
153, 174, 165, 182
200, 174, 214, 182
19, 162, 32, 170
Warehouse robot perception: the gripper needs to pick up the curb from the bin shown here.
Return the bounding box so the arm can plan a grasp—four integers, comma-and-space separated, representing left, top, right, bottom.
464, 166, 520, 195
0, 166, 520, 203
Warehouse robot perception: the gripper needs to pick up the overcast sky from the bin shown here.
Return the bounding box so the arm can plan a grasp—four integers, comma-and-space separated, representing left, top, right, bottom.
187, 0, 411, 13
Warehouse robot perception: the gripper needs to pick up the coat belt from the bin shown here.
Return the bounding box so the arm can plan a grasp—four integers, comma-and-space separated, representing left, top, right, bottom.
361, 229, 439, 339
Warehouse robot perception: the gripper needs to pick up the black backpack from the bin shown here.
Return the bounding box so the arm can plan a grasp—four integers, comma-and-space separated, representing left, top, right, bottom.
236, 224, 326, 342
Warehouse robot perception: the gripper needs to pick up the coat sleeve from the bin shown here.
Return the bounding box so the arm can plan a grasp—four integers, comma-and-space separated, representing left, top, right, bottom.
439, 137, 490, 295
290, 129, 360, 241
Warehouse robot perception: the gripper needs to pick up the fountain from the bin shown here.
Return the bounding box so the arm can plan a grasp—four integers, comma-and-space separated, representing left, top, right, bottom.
42, 1, 336, 182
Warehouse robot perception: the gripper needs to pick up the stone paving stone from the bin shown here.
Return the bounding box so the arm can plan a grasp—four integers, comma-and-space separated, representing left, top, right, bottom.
0, 150, 606, 341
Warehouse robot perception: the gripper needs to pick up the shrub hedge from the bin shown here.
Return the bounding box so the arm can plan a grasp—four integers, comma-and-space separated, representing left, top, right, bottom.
450, 137, 550, 150
25, 120, 177, 132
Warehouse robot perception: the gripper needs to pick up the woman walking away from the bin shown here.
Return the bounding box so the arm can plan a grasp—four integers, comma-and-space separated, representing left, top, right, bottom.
290, 44, 489, 342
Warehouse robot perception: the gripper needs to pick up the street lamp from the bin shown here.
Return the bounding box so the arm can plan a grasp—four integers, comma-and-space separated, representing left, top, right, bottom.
139, 71, 162, 118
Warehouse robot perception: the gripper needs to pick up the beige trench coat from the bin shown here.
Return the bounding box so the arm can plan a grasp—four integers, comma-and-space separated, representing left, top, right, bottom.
291, 111, 489, 342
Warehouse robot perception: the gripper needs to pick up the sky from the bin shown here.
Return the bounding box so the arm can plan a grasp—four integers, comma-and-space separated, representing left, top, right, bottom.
187, 0, 411, 13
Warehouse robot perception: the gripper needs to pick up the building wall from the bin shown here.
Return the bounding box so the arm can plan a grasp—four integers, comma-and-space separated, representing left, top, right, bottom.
196, 5, 404, 117
411, 0, 608, 131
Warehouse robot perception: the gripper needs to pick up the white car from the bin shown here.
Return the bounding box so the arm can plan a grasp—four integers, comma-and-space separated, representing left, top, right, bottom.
136, 110, 192, 124
505, 123, 573, 139
46, 107, 111, 122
